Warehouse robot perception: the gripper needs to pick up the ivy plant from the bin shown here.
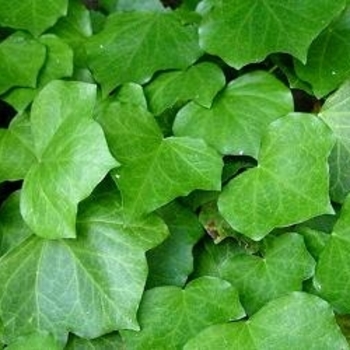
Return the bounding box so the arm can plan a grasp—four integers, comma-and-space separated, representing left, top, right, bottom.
1, 0, 350, 348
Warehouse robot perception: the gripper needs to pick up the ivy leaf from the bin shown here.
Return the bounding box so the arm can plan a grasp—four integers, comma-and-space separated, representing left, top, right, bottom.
146, 201, 204, 288
100, 0, 165, 13
144, 62, 225, 115
0, 32, 46, 95
6, 332, 62, 350
66, 333, 124, 350
218, 113, 335, 240
184, 292, 348, 350
198, 0, 346, 68
0, 0, 68, 36
0, 113, 36, 182
85, 12, 202, 94
314, 194, 350, 313
98, 102, 223, 217
294, 7, 350, 98
173, 71, 293, 158
220, 233, 315, 314
0, 193, 168, 342
318, 80, 350, 203
20, 81, 118, 239
121, 277, 245, 350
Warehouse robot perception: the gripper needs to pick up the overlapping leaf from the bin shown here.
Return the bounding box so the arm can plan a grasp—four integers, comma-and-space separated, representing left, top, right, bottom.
0, 0, 68, 36
121, 277, 245, 350
184, 293, 348, 350
198, 0, 346, 68
97, 102, 222, 217
6, 332, 62, 350
100, 0, 164, 13
145, 62, 225, 115
20, 81, 118, 239
294, 7, 350, 98
0, 193, 168, 342
315, 194, 350, 313
173, 71, 293, 158
218, 113, 335, 240
85, 11, 202, 94
318, 80, 350, 203
66, 333, 124, 350
0, 32, 46, 95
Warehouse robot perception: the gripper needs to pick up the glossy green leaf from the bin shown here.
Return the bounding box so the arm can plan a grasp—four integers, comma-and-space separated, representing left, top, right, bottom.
319, 80, 350, 203
0, 0, 68, 36
294, 7, 350, 98
146, 201, 204, 288
145, 62, 225, 115
218, 113, 335, 240
121, 277, 245, 350
100, 0, 164, 13
198, 0, 346, 68
315, 195, 350, 313
98, 102, 223, 217
0, 193, 168, 342
0, 32, 46, 94
20, 81, 118, 239
184, 292, 348, 350
6, 332, 62, 350
0, 113, 36, 182
173, 71, 293, 157
65, 333, 124, 350
85, 12, 202, 94
220, 233, 315, 314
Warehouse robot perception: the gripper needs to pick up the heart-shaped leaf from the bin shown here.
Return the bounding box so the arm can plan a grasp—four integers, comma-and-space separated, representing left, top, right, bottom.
184, 292, 348, 350
198, 0, 346, 68
218, 113, 335, 240
173, 71, 293, 158
0, 0, 68, 36
20, 81, 118, 239
0, 193, 168, 342
85, 11, 202, 94
121, 277, 245, 350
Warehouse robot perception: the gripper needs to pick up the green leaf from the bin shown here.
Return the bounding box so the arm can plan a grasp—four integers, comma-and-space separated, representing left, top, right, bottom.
173, 71, 293, 158
146, 201, 204, 288
145, 62, 225, 115
0, 32, 46, 94
0, 193, 168, 342
294, 7, 350, 98
65, 333, 124, 350
319, 80, 350, 203
121, 277, 245, 350
98, 102, 223, 217
218, 113, 335, 240
6, 332, 62, 350
0, 113, 36, 182
184, 292, 348, 350
220, 233, 315, 314
100, 0, 165, 13
198, 0, 346, 68
85, 11, 202, 94
315, 194, 350, 313
20, 81, 118, 239
0, 0, 68, 36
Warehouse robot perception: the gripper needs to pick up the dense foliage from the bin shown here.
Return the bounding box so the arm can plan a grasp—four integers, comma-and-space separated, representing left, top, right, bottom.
1, 0, 350, 348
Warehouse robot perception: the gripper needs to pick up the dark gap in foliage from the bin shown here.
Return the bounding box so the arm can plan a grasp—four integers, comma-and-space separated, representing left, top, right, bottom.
292, 89, 322, 113
0, 99, 16, 128
0, 181, 22, 207
222, 155, 257, 185
82, 0, 99, 10
160, 0, 182, 9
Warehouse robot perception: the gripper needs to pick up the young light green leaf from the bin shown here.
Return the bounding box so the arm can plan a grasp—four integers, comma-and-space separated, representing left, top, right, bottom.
218, 113, 335, 240
294, 7, 350, 98
173, 71, 293, 158
121, 277, 245, 350
184, 292, 348, 350
0, 32, 46, 94
0, 193, 168, 342
66, 333, 124, 350
220, 233, 315, 314
85, 11, 202, 94
319, 80, 350, 203
0, 113, 36, 182
21, 81, 118, 239
6, 332, 62, 350
198, 0, 346, 68
147, 201, 204, 288
0, 0, 68, 36
145, 62, 225, 115
315, 194, 350, 313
